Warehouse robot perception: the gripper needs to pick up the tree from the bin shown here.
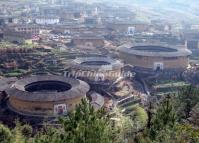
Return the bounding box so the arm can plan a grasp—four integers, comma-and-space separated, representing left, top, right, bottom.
110, 107, 134, 143
58, 99, 114, 143
188, 103, 199, 126
148, 96, 177, 141
176, 86, 199, 119
34, 127, 62, 143
110, 105, 148, 143
0, 86, 198, 143
129, 106, 148, 130
11, 122, 30, 143
20, 124, 33, 138
33, 99, 116, 143
134, 91, 199, 143
0, 124, 12, 143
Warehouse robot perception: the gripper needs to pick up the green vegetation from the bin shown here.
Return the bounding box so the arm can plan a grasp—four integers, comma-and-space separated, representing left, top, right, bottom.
4, 69, 28, 77
135, 95, 199, 143
56, 99, 114, 143
0, 42, 17, 49
123, 103, 139, 112
0, 124, 12, 143
129, 106, 148, 128
176, 86, 199, 119
0, 86, 199, 143
149, 97, 177, 140
154, 81, 189, 89
0, 99, 115, 143
0, 41, 33, 49
153, 81, 190, 97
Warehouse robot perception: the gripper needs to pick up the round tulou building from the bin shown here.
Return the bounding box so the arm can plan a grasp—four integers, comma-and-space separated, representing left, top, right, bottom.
6, 75, 90, 117
118, 43, 192, 71
69, 56, 124, 83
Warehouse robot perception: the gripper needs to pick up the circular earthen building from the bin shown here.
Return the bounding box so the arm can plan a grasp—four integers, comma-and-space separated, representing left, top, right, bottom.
118, 43, 192, 71
69, 56, 124, 83
6, 75, 90, 116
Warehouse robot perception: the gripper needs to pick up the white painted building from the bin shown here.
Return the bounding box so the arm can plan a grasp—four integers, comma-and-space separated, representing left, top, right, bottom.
127, 26, 135, 36
35, 17, 60, 25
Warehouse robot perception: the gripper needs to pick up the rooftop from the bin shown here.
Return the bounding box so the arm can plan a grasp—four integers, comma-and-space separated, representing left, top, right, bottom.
6, 75, 90, 102
118, 43, 192, 57
132, 46, 178, 52
71, 56, 123, 70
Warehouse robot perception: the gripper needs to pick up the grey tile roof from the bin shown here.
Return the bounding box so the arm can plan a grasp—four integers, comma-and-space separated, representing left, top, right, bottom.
6, 75, 90, 102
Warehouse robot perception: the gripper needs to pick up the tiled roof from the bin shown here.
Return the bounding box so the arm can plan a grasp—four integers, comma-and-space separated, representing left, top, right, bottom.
6, 75, 90, 102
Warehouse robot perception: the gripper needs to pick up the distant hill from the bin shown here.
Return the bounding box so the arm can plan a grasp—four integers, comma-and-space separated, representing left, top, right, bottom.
99, 0, 199, 23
